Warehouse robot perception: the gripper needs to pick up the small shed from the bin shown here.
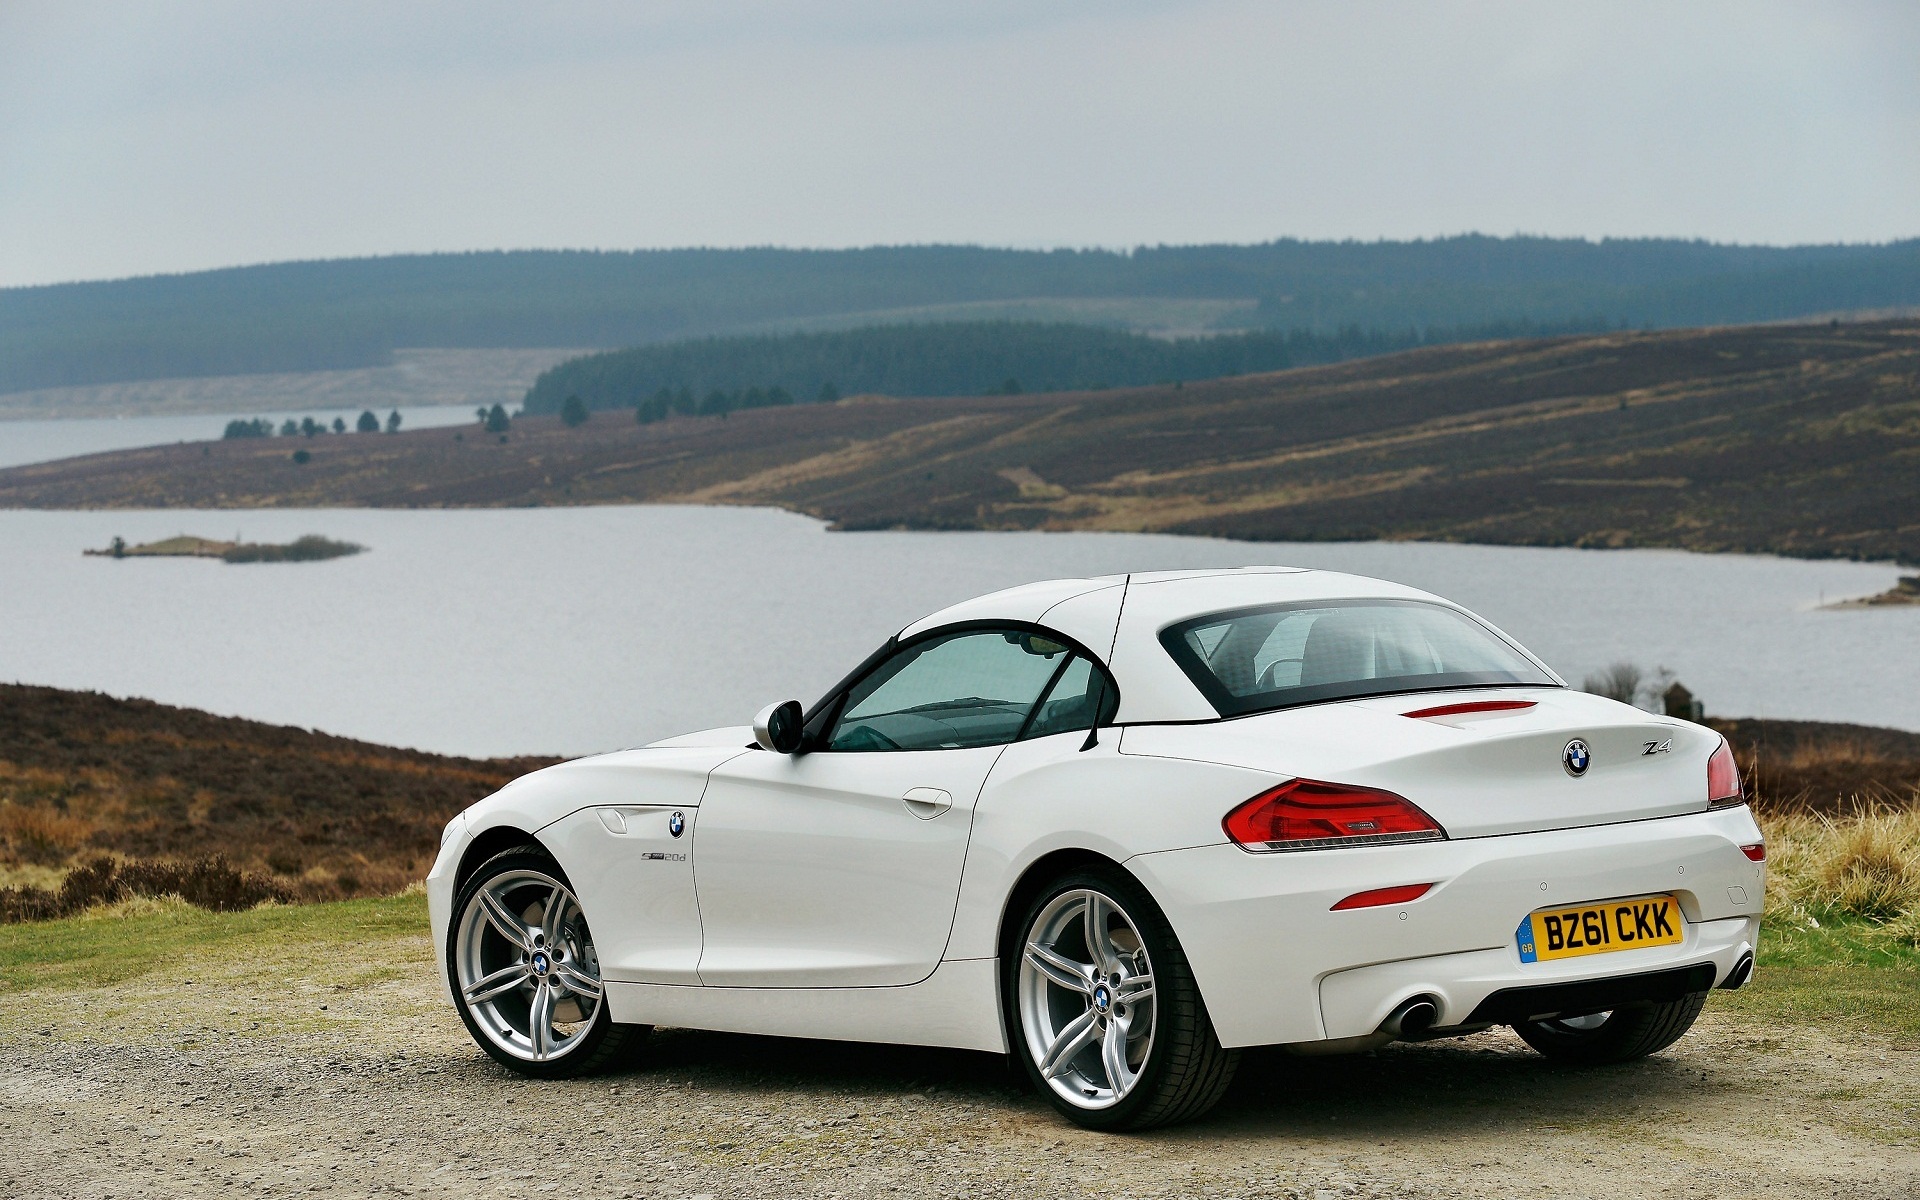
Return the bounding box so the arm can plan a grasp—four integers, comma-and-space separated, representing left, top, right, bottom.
1663, 681, 1704, 722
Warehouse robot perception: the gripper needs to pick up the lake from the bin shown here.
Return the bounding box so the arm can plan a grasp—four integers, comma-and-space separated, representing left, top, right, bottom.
1, 506, 1912, 757
0, 405, 479, 471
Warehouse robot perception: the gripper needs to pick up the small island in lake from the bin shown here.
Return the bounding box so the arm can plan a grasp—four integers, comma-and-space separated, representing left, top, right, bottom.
86, 533, 365, 563
1825, 575, 1920, 609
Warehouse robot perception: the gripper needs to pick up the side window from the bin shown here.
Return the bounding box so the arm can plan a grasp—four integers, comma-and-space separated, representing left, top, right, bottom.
825, 630, 1069, 752
1022, 655, 1116, 739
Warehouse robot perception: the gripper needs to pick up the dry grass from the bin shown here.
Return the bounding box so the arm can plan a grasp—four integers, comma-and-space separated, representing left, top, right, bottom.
0, 799, 95, 865
0, 854, 292, 923
1778, 737, 1887, 771
1715, 717, 1920, 815
0, 683, 557, 903
1761, 806, 1920, 948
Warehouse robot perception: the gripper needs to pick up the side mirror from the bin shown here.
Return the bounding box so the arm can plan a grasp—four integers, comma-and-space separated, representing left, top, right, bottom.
752, 700, 805, 754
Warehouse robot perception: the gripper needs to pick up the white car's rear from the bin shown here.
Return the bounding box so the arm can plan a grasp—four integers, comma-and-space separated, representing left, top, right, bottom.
1123, 696, 1762, 1048
1110, 587, 1765, 1051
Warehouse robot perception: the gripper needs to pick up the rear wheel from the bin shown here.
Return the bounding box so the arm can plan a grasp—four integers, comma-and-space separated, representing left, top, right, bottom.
449, 847, 647, 1078
1005, 866, 1238, 1130
1513, 993, 1707, 1065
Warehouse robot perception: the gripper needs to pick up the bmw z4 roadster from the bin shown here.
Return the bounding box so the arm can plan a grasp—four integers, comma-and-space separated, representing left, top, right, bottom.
428, 568, 1765, 1130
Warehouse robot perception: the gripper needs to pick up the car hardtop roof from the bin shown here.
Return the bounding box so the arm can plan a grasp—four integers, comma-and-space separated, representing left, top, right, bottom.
900, 566, 1448, 649
898, 567, 1490, 725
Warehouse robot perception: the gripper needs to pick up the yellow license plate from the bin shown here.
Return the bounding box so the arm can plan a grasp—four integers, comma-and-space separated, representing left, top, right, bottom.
1516, 895, 1682, 963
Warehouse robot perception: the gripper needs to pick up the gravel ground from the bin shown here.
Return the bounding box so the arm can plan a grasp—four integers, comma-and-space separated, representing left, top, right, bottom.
4, 929, 1918, 1200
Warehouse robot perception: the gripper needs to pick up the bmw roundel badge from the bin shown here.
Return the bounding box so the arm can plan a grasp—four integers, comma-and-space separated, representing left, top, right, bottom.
1563, 738, 1592, 777
668, 810, 686, 838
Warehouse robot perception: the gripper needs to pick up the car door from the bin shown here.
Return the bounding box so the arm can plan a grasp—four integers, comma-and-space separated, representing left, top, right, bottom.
693, 626, 1080, 988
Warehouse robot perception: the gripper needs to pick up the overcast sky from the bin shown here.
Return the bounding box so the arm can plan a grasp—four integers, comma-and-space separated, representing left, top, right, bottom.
2, 0, 1916, 288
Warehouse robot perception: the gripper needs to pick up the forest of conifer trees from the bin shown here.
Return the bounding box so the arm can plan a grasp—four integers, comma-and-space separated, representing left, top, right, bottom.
8, 236, 1918, 395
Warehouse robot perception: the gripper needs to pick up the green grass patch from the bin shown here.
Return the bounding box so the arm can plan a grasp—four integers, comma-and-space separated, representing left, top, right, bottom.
1759, 911, 1920, 970
0, 890, 427, 994
1717, 914, 1920, 1038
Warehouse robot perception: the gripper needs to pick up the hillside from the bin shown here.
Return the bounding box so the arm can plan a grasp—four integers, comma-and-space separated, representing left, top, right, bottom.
5, 321, 1915, 564
6, 236, 1919, 395
0, 347, 581, 422
0, 685, 558, 902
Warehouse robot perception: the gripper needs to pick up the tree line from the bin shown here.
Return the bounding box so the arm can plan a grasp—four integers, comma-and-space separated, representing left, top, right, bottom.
8, 236, 1918, 394
223, 410, 402, 439
521, 319, 1602, 415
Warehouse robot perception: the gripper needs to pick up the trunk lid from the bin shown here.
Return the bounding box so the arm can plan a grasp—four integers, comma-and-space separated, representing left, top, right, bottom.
1119, 688, 1717, 839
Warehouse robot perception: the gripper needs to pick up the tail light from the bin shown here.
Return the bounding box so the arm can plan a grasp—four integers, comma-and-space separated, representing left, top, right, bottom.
1401, 699, 1537, 719
1740, 842, 1765, 862
1708, 737, 1744, 808
1331, 883, 1434, 911
1224, 779, 1446, 852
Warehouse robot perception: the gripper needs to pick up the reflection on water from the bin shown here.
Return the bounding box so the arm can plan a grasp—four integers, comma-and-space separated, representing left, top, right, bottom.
0, 406, 478, 470
0, 505, 1910, 756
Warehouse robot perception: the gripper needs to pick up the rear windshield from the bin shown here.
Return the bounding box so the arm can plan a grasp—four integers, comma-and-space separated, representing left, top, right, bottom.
1159, 599, 1557, 717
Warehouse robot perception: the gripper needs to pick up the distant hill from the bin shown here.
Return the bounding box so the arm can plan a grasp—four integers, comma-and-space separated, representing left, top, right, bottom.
0, 347, 583, 422
5, 236, 1918, 395
5, 321, 1915, 565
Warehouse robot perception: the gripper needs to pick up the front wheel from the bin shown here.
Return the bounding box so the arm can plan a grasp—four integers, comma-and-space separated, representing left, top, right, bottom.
1513, 993, 1707, 1065
1005, 866, 1238, 1130
449, 847, 646, 1078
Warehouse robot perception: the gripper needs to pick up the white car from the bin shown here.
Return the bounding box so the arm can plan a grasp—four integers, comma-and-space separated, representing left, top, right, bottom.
427, 568, 1765, 1130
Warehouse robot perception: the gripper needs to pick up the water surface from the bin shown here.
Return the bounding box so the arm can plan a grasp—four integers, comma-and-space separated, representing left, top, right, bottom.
0, 506, 1909, 756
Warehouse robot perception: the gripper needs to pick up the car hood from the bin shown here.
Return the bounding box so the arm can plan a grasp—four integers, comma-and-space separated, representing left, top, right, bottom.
1118, 688, 1718, 839
647, 725, 755, 749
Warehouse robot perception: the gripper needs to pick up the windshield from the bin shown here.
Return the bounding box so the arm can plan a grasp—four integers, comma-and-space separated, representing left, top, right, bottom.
827, 628, 1080, 751
1159, 599, 1557, 717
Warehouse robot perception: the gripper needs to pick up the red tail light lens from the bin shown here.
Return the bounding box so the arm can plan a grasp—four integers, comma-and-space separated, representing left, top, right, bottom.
1740, 842, 1765, 862
1224, 779, 1446, 852
1708, 737, 1743, 808
1331, 883, 1434, 911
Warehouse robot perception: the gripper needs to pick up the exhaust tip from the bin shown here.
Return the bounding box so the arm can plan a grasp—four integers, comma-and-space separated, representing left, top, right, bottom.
1381, 997, 1439, 1038
1720, 953, 1754, 991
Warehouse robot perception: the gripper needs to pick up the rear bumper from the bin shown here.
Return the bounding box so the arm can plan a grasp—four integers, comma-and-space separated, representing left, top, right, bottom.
1465, 961, 1720, 1027
1317, 915, 1755, 1039
1128, 805, 1765, 1048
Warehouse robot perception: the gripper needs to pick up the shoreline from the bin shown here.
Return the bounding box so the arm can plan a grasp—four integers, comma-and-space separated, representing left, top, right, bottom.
13, 496, 1920, 572
1821, 574, 1920, 608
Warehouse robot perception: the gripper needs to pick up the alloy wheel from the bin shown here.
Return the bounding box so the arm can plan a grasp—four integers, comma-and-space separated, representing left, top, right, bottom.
1017, 888, 1158, 1110
454, 868, 606, 1063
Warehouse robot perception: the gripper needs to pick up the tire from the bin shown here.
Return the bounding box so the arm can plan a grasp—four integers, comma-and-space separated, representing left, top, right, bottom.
1002, 864, 1238, 1131
1512, 992, 1708, 1065
448, 846, 648, 1078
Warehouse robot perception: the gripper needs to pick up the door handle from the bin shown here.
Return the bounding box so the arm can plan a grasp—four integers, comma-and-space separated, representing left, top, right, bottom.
902, 787, 952, 819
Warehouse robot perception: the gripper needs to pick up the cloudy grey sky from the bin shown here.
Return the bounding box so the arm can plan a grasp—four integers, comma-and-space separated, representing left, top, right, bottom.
2, 0, 1916, 287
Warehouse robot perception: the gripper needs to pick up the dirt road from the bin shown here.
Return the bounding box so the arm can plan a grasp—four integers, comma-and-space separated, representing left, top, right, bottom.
3, 926, 1918, 1199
